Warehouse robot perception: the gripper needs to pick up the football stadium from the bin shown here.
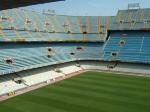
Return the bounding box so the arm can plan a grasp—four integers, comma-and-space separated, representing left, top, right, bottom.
0, 0, 150, 112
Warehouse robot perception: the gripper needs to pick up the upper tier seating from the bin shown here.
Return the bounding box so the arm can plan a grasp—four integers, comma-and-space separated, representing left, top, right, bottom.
0, 9, 109, 42
112, 8, 150, 30
104, 31, 150, 63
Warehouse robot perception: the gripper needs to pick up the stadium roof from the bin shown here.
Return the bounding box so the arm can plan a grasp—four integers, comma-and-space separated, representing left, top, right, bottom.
0, 0, 64, 10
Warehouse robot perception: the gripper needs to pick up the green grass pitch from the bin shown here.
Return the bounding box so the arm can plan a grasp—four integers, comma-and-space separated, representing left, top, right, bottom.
1, 71, 150, 112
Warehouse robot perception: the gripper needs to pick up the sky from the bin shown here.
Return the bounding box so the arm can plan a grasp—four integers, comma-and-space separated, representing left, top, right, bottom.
23, 0, 150, 16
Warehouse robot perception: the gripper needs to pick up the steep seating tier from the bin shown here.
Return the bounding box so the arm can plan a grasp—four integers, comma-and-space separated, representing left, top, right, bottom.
104, 31, 150, 63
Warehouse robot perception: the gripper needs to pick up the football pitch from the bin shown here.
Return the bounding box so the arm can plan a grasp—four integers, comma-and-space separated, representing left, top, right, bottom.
0, 71, 150, 112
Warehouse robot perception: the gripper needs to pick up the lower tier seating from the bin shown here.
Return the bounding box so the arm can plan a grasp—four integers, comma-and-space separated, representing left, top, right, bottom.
0, 62, 83, 95
0, 61, 149, 96
0, 42, 103, 75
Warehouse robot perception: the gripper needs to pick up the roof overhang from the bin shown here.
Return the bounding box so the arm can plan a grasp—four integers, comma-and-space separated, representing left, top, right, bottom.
0, 0, 64, 10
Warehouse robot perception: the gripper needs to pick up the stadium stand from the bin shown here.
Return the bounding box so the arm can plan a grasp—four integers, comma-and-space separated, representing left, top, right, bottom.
0, 62, 83, 95
0, 9, 108, 42
0, 42, 103, 75
0, 74, 27, 95
104, 31, 150, 63
0, 7, 150, 97
111, 8, 150, 30
80, 61, 150, 75
56, 62, 82, 74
